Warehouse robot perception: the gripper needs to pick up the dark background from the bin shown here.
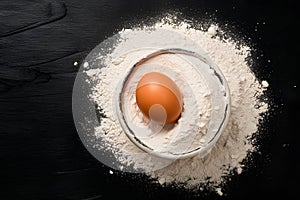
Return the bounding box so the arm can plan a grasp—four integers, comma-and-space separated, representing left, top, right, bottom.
0, 0, 299, 199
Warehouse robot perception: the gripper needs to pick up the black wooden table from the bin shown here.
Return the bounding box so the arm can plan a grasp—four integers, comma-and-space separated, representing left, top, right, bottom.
1, 0, 298, 199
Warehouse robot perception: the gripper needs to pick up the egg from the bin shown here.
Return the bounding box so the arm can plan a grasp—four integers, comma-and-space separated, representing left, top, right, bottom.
135, 72, 183, 124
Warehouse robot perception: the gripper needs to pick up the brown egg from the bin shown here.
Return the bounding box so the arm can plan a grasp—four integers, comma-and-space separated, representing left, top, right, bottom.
135, 72, 183, 124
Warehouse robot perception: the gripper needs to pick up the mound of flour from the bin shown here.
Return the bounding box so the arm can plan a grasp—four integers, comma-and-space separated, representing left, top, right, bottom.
85, 17, 269, 193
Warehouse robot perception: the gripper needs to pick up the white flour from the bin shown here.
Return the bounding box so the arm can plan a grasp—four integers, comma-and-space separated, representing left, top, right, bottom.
85, 17, 269, 193
122, 53, 212, 154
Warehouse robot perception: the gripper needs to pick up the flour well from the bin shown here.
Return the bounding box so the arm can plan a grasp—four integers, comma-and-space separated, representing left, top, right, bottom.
83, 17, 269, 192
122, 53, 213, 154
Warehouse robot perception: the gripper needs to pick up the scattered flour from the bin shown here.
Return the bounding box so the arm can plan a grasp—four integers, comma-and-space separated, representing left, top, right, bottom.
84, 17, 269, 193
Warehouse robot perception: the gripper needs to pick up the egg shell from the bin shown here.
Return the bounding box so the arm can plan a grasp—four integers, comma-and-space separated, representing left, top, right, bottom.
136, 72, 183, 124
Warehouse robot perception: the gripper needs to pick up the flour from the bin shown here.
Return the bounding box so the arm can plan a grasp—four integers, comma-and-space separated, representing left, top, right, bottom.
83, 17, 269, 192
122, 53, 212, 154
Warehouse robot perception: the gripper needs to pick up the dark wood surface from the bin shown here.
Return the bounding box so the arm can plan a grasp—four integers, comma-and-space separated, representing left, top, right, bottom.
1, 0, 298, 199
